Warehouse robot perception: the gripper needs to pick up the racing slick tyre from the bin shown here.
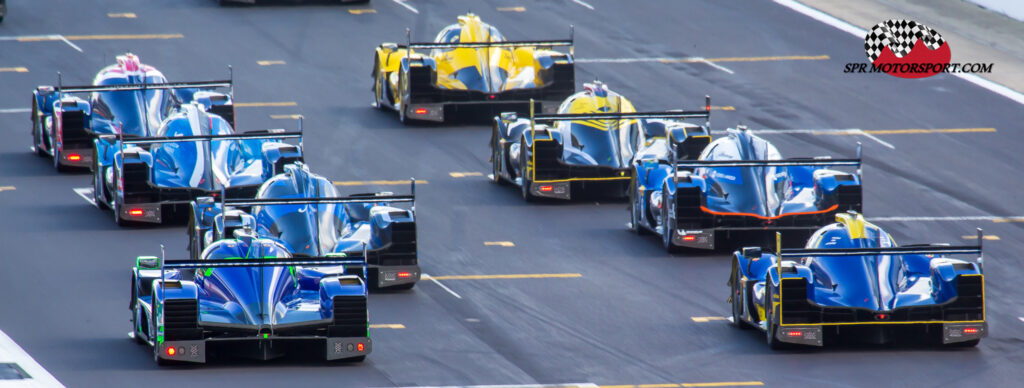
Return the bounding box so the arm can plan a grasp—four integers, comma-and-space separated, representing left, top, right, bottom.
151, 307, 170, 365
391, 282, 416, 291
31, 101, 46, 157
344, 355, 366, 363
129, 275, 146, 345
372, 58, 387, 110
93, 149, 109, 210
629, 179, 649, 235
661, 187, 680, 253
764, 281, 789, 350
113, 199, 131, 227
52, 142, 70, 173
490, 138, 507, 186
519, 138, 535, 202
397, 71, 411, 125
731, 269, 752, 330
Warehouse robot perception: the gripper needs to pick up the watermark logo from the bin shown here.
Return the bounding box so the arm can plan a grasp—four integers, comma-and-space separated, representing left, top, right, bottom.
844, 19, 992, 77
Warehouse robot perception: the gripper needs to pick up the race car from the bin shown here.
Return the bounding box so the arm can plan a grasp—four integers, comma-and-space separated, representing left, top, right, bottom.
31, 53, 234, 172
372, 12, 574, 123
92, 103, 302, 226
728, 212, 986, 348
631, 125, 863, 251
129, 228, 371, 364
490, 82, 710, 201
188, 162, 419, 289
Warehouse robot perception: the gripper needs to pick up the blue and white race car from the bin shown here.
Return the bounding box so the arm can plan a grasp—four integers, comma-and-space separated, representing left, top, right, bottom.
630, 125, 862, 251
728, 212, 986, 348
130, 229, 371, 364
92, 103, 302, 226
189, 163, 419, 289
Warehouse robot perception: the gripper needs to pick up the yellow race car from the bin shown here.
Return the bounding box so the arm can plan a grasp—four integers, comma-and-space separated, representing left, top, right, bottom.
372, 13, 575, 124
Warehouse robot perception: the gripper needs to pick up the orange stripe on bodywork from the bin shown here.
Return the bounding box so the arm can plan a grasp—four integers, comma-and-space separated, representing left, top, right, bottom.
699, 204, 839, 220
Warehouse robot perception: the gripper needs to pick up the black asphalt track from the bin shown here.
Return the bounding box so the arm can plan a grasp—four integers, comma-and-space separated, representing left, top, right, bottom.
1, 0, 1023, 387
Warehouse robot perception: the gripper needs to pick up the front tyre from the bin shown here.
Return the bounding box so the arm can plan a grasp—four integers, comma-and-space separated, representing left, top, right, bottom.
93, 148, 109, 210
731, 269, 752, 330
491, 138, 507, 186
661, 186, 679, 253
765, 281, 788, 350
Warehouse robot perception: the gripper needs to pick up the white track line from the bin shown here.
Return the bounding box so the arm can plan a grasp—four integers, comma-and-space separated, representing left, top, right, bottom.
423, 273, 462, 299
577, 57, 685, 63
0, 329, 64, 387
0, 108, 31, 114
773, 0, 1024, 106
697, 57, 736, 74
72, 187, 98, 207
393, 0, 419, 14
0, 34, 83, 52
571, 0, 595, 10
710, 128, 894, 149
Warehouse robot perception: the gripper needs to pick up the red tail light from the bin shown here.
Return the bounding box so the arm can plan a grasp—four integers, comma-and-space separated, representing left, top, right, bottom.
682, 235, 696, 242
397, 272, 411, 278
964, 327, 980, 334
489, 94, 496, 100
705, 104, 711, 111
414, 108, 428, 115
68, 154, 81, 161
129, 209, 144, 216
539, 185, 553, 192
786, 330, 803, 337
357, 343, 365, 352
166, 347, 176, 356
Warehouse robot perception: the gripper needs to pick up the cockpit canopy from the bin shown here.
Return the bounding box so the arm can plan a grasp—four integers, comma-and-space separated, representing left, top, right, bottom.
434, 13, 505, 43
556, 82, 638, 168
89, 53, 175, 137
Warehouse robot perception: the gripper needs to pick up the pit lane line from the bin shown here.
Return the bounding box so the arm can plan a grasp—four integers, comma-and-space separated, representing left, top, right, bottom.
0, 329, 64, 387
572, 0, 595, 10
773, 0, 1024, 107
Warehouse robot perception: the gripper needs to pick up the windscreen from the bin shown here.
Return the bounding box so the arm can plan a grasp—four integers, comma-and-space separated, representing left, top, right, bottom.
568, 122, 624, 167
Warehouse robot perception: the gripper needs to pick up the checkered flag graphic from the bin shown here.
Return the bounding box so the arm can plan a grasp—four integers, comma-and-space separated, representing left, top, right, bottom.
864, 19, 945, 61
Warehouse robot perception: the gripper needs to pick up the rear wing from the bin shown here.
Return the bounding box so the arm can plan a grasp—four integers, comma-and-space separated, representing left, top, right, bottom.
772, 230, 984, 277
159, 252, 370, 290
55, 79, 233, 94
120, 130, 303, 146
403, 25, 574, 54
675, 142, 862, 179
527, 95, 712, 142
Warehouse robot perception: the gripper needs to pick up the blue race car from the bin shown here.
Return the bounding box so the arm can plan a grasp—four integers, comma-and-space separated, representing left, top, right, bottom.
490, 82, 711, 201
92, 103, 302, 226
130, 228, 371, 364
31, 53, 234, 172
729, 212, 986, 348
630, 125, 862, 251
188, 163, 419, 289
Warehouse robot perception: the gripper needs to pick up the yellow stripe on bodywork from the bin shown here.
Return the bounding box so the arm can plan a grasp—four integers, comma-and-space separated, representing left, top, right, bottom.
835, 212, 867, 239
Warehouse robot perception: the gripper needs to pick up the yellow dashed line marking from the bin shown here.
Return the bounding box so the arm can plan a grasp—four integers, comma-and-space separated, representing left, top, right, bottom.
709, 106, 735, 111
498, 6, 526, 12
450, 172, 484, 178
600, 383, 763, 388
349, 9, 377, 14
993, 218, 1024, 223
235, 102, 298, 108
269, 114, 303, 120
484, 241, 515, 247
22, 34, 184, 41
0, 67, 28, 73
431, 273, 581, 280
691, 316, 728, 323
0, 186, 16, 192
257, 60, 286, 66
107, 13, 137, 18
369, 324, 405, 329
333, 180, 425, 186
962, 235, 1000, 240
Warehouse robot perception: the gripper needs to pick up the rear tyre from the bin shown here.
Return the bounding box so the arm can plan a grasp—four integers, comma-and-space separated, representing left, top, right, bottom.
391, 282, 416, 291
372, 60, 386, 110
344, 355, 366, 363
114, 199, 130, 227
661, 187, 679, 253
765, 281, 788, 350
731, 271, 752, 330
490, 138, 507, 186
93, 149, 110, 210
53, 145, 69, 172
630, 182, 649, 235
32, 102, 46, 157
519, 139, 535, 202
